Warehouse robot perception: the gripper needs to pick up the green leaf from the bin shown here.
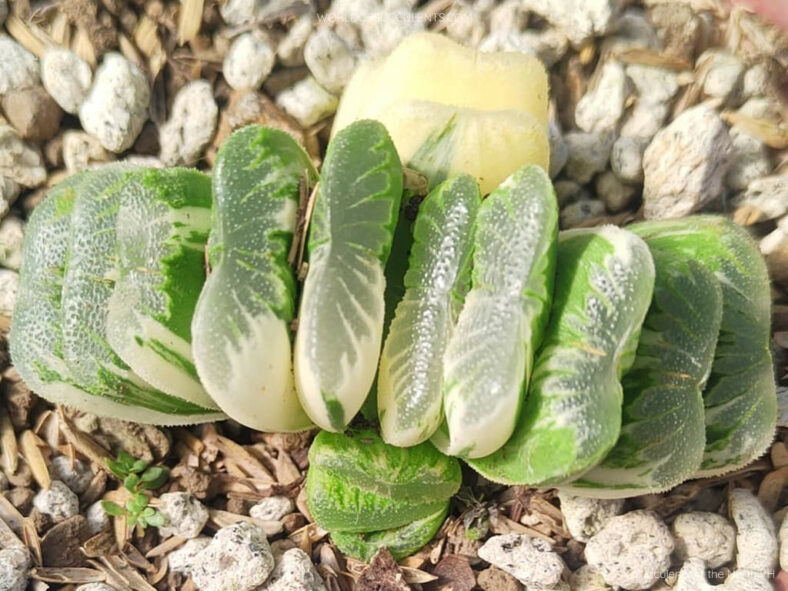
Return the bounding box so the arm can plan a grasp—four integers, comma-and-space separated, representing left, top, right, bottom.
434, 165, 558, 459
295, 120, 404, 432
377, 174, 481, 447
140, 466, 169, 489
123, 474, 140, 491
467, 226, 655, 486
144, 510, 166, 528
130, 459, 148, 474
101, 500, 127, 517
191, 125, 317, 432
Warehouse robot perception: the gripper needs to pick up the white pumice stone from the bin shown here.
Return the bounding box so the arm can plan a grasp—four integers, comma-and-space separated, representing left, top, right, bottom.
584, 510, 674, 590
724, 569, 774, 590
159, 80, 218, 166
558, 492, 625, 543
569, 565, 612, 590
610, 135, 648, 184
725, 127, 771, 192
700, 49, 745, 101
40, 47, 92, 114
741, 63, 770, 99
596, 170, 637, 213
519, 0, 614, 45
642, 104, 732, 219
548, 121, 569, 179
0, 215, 24, 271
575, 61, 629, 133
250, 496, 295, 522
79, 53, 151, 153
85, 500, 110, 535
360, 8, 424, 57
304, 28, 356, 94
33, 480, 80, 521
278, 14, 313, 67
192, 521, 275, 591
673, 558, 713, 591
0, 36, 39, 95
158, 492, 209, 539
167, 536, 212, 575
519, 29, 569, 68
49, 456, 94, 495
62, 130, 114, 173
672, 512, 736, 568
223, 33, 276, 91
729, 488, 778, 575
478, 534, 566, 589
733, 176, 788, 222
560, 199, 606, 229
0, 177, 19, 219
0, 124, 46, 187
780, 511, 788, 570
0, 269, 18, 321
564, 131, 614, 184
275, 76, 338, 127
259, 547, 327, 591
0, 547, 31, 591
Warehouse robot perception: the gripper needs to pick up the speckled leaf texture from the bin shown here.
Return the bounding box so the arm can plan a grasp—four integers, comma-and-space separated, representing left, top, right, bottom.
295, 120, 403, 432
434, 165, 558, 459
59, 166, 220, 422
629, 216, 777, 477
11, 173, 193, 423
306, 429, 460, 533
377, 174, 481, 447
106, 169, 218, 410
191, 125, 316, 432
468, 226, 655, 485
562, 249, 722, 498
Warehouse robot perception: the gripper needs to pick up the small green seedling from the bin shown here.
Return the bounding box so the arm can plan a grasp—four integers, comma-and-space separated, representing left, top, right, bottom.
102, 451, 170, 530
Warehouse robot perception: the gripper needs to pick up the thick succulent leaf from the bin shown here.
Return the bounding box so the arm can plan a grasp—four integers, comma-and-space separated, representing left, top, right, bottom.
629, 216, 777, 477
467, 226, 655, 485
562, 251, 722, 498
10, 175, 206, 424
378, 175, 481, 446
58, 167, 220, 420
192, 125, 316, 432
308, 429, 462, 501
331, 503, 449, 561
295, 120, 403, 431
435, 166, 557, 459
106, 169, 217, 409
306, 429, 459, 533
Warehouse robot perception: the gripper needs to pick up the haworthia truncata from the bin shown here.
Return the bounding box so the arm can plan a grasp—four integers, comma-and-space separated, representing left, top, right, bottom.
433, 165, 557, 459
192, 125, 316, 432
295, 120, 403, 431
377, 174, 481, 447
629, 216, 777, 477
467, 226, 655, 485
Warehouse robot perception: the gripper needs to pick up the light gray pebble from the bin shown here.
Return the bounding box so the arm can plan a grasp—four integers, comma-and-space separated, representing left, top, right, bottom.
79, 53, 150, 153
742, 63, 770, 99
168, 536, 212, 575
445, 1, 488, 47
0, 124, 46, 187
700, 49, 745, 102
642, 104, 732, 219
553, 180, 585, 207
602, 9, 658, 53
478, 31, 534, 55
548, 121, 569, 179
737, 96, 782, 121
558, 492, 625, 542
259, 547, 327, 591
519, 29, 569, 68
0, 36, 39, 95
569, 565, 611, 591
760, 225, 788, 284
304, 28, 356, 94
250, 496, 295, 522
192, 521, 275, 591
33, 480, 79, 521
780, 511, 787, 570
278, 14, 314, 67
75, 584, 117, 591
0, 547, 31, 591
627, 64, 679, 105
478, 533, 566, 589
219, 0, 260, 25
673, 558, 712, 591
672, 512, 735, 568
564, 131, 614, 184
520, 0, 614, 46
729, 488, 778, 575
725, 127, 771, 192
360, 8, 423, 57
224, 33, 276, 91
489, 0, 528, 33
0, 269, 18, 321
0, 216, 23, 270
610, 135, 647, 184
724, 569, 774, 590
560, 198, 606, 229
158, 492, 209, 539
0, 177, 19, 219
596, 171, 637, 213
575, 61, 629, 133
40, 47, 92, 114
63, 130, 113, 173
327, 0, 379, 27
86, 500, 110, 535
585, 510, 674, 590
276, 76, 338, 127
159, 80, 218, 166
620, 101, 670, 140
49, 456, 93, 495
